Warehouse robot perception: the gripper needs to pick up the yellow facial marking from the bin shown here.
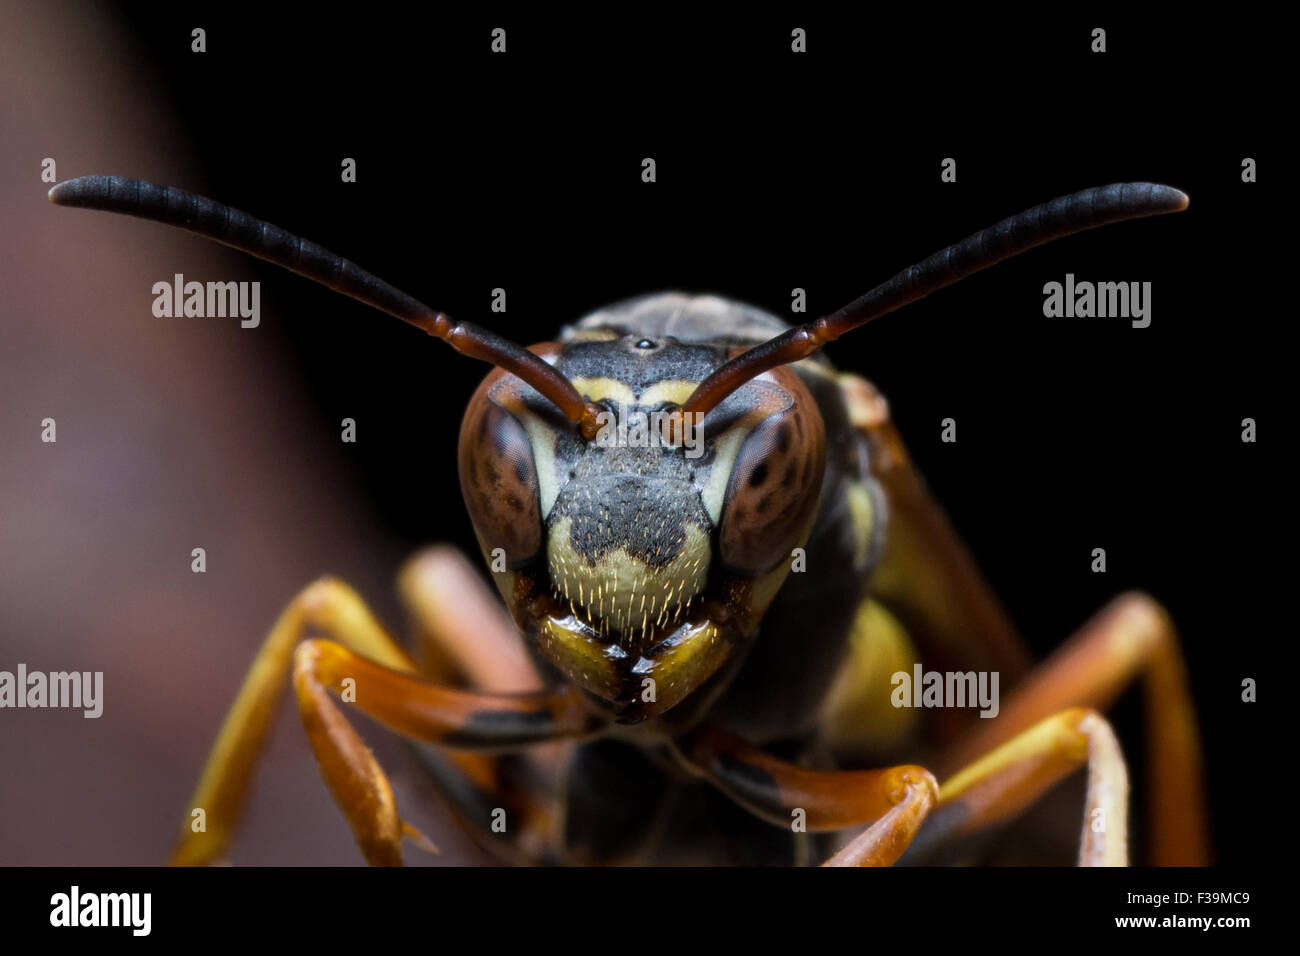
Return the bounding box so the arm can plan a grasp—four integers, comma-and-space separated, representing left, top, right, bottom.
638, 379, 702, 406
568, 376, 636, 406
565, 329, 619, 342
701, 429, 745, 523
547, 516, 710, 643
512, 408, 560, 517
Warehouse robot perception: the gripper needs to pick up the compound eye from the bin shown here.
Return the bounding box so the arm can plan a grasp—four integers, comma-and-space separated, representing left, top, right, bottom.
718, 401, 825, 575
458, 389, 542, 567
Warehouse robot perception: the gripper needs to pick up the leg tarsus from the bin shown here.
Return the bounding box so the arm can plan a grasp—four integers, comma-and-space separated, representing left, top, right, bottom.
678, 724, 939, 865
402, 821, 439, 856
293, 638, 406, 866
1076, 710, 1128, 867
924, 707, 1130, 866
823, 770, 937, 867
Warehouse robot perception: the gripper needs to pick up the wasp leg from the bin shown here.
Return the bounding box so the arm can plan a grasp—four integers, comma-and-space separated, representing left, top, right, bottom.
398, 545, 541, 692
675, 724, 939, 866
290, 639, 598, 865
171, 576, 419, 866
171, 576, 598, 866
840, 374, 1032, 689
932, 592, 1208, 865
835, 707, 1129, 866
397, 546, 567, 863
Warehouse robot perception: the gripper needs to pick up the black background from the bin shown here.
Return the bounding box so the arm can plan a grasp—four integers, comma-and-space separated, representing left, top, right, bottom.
86, 6, 1277, 869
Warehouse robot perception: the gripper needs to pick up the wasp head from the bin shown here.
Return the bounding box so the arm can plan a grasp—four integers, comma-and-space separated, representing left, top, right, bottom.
459, 318, 825, 726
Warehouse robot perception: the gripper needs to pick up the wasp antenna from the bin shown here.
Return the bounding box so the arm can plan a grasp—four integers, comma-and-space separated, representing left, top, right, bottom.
49, 175, 602, 436
681, 182, 1189, 418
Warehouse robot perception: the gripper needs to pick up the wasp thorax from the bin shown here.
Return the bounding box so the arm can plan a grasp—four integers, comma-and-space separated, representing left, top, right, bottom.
545, 475, 711, 646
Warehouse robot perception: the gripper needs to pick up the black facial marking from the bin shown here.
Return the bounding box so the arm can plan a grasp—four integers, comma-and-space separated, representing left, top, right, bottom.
550, 475, 710, 569
556, 336, 724, 393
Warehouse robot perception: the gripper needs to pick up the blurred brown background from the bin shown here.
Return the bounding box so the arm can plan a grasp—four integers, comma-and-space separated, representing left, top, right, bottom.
0, 3, 488, 865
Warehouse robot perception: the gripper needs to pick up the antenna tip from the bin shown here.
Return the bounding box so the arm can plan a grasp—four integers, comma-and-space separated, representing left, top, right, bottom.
1150, 183, 1189, 213
48, 175, 110, 206
48, 178, 79, 205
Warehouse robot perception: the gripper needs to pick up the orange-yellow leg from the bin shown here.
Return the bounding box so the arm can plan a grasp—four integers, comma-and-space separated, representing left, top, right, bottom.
398, 546, 541, 693
291, 639, 598, 865
172, 577, 415, 866
879, 706, 1130, 867
937, 592, 1208, 865
676, 724, 939, 867
172, 574, 598, 867
682, 709, 1127, 867
397, 546, 566, 862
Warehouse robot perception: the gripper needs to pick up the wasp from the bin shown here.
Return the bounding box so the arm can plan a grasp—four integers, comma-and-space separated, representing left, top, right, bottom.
49, 177, 1208, 866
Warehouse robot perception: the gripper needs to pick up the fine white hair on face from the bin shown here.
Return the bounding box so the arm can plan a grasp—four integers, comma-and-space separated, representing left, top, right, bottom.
547, 516, 710, 645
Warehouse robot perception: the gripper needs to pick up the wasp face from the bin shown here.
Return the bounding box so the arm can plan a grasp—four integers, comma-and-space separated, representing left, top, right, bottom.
460, 329, 825, 725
